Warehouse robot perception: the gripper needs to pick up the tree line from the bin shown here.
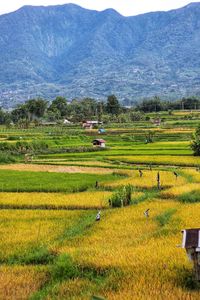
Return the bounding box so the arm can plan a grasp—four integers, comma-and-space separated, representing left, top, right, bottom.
0, 95, 126, 126
0, 94, 200, 126
135, 96, 200, 112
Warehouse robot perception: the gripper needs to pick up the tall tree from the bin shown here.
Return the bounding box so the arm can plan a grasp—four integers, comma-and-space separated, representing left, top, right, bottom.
191, 124, 200, 156
11, 104, 28, 123
106, 95, 121, 115
25, 98, 47, 120
48, 96, 68, 117
97, 101, 104, 122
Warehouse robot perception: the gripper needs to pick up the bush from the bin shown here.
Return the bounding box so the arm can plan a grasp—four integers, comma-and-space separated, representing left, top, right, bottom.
7, 136, 22, 141
51, 254, 79, 281
0, 142, 15, 151
110, 185, 132, 207
191, 124, 200, 156
0, 152, 16, 164
0, 140, 49, 154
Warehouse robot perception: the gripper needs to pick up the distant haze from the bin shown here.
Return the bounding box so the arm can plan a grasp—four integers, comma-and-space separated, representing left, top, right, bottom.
0, 0, 200, 16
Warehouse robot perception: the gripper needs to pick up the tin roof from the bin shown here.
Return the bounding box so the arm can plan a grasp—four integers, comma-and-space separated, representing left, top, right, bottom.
182, 229, 200, 248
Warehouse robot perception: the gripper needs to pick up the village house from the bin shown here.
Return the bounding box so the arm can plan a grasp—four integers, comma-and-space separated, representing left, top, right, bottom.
82, 120, 102, 129
92, 139, 106, 148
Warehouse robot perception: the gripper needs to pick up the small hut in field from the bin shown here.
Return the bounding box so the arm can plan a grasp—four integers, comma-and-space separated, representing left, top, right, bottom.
92, 139, 106, 148
181, 228, 200, 280
153, 118, 161, 126
82, 120, 102, 129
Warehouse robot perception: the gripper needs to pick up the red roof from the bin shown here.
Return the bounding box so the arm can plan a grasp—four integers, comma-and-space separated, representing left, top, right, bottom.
93, 139, 106, 143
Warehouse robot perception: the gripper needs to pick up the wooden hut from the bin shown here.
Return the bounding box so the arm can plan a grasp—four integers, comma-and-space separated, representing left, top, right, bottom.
153, 118, 161, 126
181, 228, 200, 280
92, 139, 106, 148
82, 121, 102, 129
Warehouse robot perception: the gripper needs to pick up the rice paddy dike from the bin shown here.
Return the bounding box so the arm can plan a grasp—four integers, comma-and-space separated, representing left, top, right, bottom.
1, 110, 200, 299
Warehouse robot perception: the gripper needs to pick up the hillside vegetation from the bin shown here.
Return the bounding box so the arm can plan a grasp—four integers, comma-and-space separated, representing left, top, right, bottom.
1, 3, 200, 105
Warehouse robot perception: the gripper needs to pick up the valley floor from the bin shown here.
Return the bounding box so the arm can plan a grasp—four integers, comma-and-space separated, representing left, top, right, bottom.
1, 116, 200, 299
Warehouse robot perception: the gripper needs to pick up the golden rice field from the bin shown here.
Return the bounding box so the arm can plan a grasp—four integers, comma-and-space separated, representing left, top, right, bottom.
162, 128, 194, 134
62, 200, 181, 268
0, 191, 112, 209
56, 200, 200, 299
108, 155, 200, 167
161, 183, 200, 198
0, 265, 46, 300
183, 168, 200, 182
104, 169, 186, 189
0, 209, 82, 259
160, 168, 200, 198
0, 164, 115, 174
34, 160, 114, 167
1, 188, 200, 298
0, 266, 47, 300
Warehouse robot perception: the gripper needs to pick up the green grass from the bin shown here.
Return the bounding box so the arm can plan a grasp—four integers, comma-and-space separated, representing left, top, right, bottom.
0, 170, 121, 192
155, 208, 177, 227
6, 245, 56, 265
58, 211, 96, 244
178, 190, 200, 203
30, 252, 116, 300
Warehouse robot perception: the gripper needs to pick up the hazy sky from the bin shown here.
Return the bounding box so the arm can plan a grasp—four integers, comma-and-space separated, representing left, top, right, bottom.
0, 0, 199, 16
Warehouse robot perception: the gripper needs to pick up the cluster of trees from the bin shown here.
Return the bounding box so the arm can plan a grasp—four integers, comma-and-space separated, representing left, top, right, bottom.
0, 140, 48, 154
0, 95, 124, 126
47, 94, 122, 121
136, 96, 200, 112
1, 94, 200, 127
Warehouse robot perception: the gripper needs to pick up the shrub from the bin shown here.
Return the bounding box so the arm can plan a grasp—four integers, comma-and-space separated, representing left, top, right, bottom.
0, 152, 16, 164
7, 136, 22, 141
0, 142, 15, 151
191, 124, 200, 156
110, 185, 132, 207
51, 254, 79, 281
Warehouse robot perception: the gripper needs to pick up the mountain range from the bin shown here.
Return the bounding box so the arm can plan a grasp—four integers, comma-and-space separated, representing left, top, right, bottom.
0, 2, 200, 107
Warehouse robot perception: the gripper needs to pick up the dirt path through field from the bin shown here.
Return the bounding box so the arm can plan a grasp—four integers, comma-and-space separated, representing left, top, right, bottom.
0, 164, 116, 174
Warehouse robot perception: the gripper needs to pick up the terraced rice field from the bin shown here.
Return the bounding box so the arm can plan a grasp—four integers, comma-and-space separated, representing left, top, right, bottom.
0, 191, 112, 209
0, 209, 82, 260
1, 199, 200, 299
1, 116, 200, 299
108, 155, 200, 167
104, 169, 186, 189
0, 266, 47, 300
0, 169, 119, 192
0, 163, 116, 174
